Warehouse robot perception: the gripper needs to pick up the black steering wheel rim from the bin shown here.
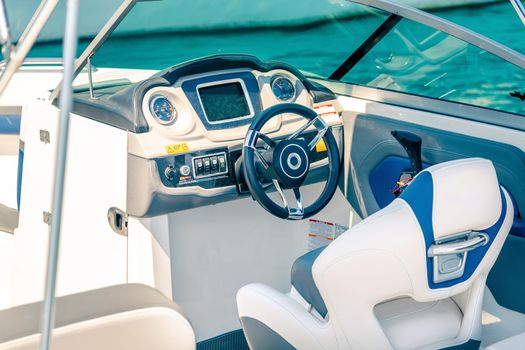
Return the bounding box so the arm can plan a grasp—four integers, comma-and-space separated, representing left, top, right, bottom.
242, 103, 340, 220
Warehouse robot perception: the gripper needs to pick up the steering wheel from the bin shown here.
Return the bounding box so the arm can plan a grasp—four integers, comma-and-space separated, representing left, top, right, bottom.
242, 103, 340, 220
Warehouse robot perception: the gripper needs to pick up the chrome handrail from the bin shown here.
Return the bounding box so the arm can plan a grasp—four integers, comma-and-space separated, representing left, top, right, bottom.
0, 0, 59, 97
510, 0, 525, 28
0, 0, 12, 60
49, 0, 139, 101
39, 0, 80, 349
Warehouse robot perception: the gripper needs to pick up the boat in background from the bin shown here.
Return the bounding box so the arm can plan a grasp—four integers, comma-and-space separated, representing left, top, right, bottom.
5, 0, 502, 42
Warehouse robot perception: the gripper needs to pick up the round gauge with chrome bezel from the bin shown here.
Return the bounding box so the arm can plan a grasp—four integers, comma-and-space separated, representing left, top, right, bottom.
149, 94, 177, 125
271, 75, 296, 101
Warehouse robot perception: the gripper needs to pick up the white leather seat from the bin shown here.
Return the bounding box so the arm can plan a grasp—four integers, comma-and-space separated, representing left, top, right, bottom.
0, 284, 195, 350
237, 158, 514, 350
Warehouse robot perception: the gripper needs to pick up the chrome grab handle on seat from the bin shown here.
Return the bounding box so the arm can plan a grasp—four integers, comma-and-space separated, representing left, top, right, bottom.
428, 232, 489, 257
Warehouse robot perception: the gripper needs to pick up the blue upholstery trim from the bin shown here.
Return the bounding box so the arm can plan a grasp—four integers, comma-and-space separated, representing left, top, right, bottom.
399, 171, 435, 287
400, 171, 509, 289
290, 247, 327, 317
16, 148, 23, 210
440, 339, 481, 350
0, 115, 20, 135
369, 155, 429, 209
510, 217, 525, 238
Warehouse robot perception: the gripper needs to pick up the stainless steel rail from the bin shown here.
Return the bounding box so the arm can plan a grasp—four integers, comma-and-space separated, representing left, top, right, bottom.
49, 0, 139, 101
0, 0, 59, 96
39, 0, 80, 349
510, 0, 525, 28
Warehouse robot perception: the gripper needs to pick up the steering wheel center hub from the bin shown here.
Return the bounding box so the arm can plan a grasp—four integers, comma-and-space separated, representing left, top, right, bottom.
273, 139, 310, 187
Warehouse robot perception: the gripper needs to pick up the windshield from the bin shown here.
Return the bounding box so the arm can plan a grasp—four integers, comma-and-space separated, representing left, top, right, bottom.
88, 1, 389, 77
29, 0, 525, 116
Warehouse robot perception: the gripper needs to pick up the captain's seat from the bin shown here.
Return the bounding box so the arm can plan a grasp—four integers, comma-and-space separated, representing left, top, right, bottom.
237, 158, 513, 349
0, 284, 195, 349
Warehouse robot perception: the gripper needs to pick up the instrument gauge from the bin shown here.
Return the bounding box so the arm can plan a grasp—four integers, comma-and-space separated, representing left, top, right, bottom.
149, 94, 177, 125
271, 76, 295, 101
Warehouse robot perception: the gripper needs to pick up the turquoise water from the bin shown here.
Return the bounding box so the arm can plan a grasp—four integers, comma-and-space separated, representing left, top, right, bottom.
28, 1, 525, 115
29, 2, 525, 71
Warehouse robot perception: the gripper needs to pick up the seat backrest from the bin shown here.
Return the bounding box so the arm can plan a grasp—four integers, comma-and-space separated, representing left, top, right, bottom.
0, 284, 195, 350
313, 158, 513, 349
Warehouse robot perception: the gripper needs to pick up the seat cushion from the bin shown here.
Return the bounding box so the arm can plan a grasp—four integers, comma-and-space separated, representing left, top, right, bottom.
375, 297, 463, 350
486, 332, 525, 350
290, 247, 327, 317
0, 284, 195, 350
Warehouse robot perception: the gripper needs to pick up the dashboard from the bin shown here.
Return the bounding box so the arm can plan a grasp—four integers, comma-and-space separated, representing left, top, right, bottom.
68, 55, 344, 217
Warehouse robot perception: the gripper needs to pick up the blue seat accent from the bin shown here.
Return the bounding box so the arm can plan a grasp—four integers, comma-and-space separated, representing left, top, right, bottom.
0, 115, 21, 135
440, 339, 481, 350
369, 156, 429, 209
290, 247, 327, 317
400, 171, 509, 289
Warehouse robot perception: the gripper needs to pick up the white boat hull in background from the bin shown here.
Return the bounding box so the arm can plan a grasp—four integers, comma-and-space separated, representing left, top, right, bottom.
5, 0, 501, 42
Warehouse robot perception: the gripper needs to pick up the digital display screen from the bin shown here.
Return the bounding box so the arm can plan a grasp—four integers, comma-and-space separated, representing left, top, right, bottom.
199, 82, 251, 122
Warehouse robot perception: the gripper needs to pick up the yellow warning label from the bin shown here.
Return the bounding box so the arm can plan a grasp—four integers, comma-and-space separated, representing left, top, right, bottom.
165, 143, 190, 155
315, 139, 327, 153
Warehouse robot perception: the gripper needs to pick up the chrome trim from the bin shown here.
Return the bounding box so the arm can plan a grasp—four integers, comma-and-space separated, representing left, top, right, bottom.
287, 115, 328, 151
254, 149, 270, 169
289, 187, 304, 220
348, 0, 525, 70
50, 0, 139, 101
149, 94, 177, 125
0, 0, 60, 97
428, 232, 489, 257
272, 180, 304, 220
271, 75, 296, 101
287, 116, 319, 140
510, 0, 525, 29
243, 130, 259, 148
39, 0, 79, 349
0, 0, 12, 60
307, 118, 328, 151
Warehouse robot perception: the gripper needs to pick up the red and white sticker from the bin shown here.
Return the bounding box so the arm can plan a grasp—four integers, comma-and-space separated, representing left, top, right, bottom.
308, 219, 348, 251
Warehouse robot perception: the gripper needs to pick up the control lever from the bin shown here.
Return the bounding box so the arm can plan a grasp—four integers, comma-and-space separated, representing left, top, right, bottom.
391, 130, 423, 197
391, 130, 423, 176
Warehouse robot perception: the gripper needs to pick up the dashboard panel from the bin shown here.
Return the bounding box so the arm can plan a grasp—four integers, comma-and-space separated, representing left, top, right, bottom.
66, 54, 343, 217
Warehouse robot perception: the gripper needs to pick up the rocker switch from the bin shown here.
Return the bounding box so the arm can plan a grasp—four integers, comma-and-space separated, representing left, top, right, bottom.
218, 155, 227, 172
203, 158, 211, 175
195, 159, 204, 176
210, 156, 219, 173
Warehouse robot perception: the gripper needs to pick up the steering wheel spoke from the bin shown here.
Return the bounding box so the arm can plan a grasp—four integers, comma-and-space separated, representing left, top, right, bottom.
254, 148, 271, 170
258, 132, 276, 148
272, 180, 304, 220
287, 115, 329, 151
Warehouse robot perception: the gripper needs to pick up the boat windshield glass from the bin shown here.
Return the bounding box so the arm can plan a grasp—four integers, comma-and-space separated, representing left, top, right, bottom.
32, 0, 525, 117
87, 1, 388, 78
338, 16, 525, 116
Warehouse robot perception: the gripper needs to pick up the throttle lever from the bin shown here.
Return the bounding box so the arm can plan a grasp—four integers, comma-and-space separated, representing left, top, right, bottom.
391, 130, 423, 176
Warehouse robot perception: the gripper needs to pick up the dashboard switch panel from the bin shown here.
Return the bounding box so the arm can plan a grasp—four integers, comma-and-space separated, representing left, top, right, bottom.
155, 148, 234, 190
193, 152, 229, 179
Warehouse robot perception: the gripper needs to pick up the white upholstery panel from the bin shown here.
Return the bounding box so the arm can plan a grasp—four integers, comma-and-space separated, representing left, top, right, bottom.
237, 158, 513, 350
375, 297, 462, 350
428, 158, 502, 240
0, 284, 195, 350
